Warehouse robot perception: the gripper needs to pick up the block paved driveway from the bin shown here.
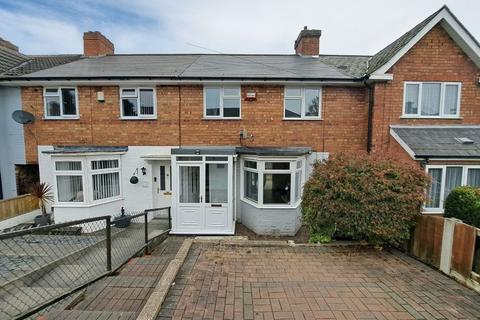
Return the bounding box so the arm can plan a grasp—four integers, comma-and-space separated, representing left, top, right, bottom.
158, 243, 480, 320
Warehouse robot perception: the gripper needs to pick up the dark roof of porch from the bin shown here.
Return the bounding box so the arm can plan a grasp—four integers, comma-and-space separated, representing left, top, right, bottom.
390, 126, 480, 159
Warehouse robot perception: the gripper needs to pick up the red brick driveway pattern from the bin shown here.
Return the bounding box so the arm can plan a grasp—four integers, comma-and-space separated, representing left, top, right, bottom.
158, 244, 480, 320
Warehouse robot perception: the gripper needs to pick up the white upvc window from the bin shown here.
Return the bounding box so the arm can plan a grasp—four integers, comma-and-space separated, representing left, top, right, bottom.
43, 87, 79, 119
241, 156, 306, 208
54, 160, 85, 204
284, 87, 322, 119
53, 156, 122, 206
204, 86, 241, 119
91, 159, 121, 202
403, 82, 461, 118
120, 88, 157, 119
425, 165, 480, 213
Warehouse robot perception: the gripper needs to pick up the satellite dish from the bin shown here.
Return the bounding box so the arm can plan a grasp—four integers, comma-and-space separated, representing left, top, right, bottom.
12, 110, 35, 124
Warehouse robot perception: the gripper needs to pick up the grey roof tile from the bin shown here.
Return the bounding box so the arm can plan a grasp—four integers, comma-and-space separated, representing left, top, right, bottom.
0, 47, 27, 74
4, 55, 82, 76
5, 54, 364, 80
391, 126, 480, 158
367, 7, 443, 74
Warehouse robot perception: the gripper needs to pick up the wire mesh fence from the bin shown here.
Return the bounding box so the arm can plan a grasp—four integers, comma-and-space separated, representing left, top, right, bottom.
0, 207, 171, 320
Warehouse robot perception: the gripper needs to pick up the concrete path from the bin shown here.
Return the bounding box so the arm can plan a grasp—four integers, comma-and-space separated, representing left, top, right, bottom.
157, 242, 480, 320
39, 236, 185, 319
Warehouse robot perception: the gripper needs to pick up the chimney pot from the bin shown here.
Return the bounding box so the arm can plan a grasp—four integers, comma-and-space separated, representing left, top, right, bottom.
83, 31, 114, 57
294, 27, 321, 56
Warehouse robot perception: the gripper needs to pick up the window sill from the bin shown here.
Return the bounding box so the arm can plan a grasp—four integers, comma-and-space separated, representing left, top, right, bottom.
400, 116, 462, 120
202, 117, 242, 120
53, 197, 124, 208
422, 210, 444, 215
43, 117, 80, 120
120, 117, 157, 121
241, 198, 301, 209
283, 118, 322, 121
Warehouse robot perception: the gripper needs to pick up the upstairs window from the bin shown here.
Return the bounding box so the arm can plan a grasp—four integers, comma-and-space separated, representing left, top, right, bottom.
284, 87, 321, 119
44, 88, 78, 118
204, 86, 241, 118
403, 82, 461, 118
120, 88, 156, 119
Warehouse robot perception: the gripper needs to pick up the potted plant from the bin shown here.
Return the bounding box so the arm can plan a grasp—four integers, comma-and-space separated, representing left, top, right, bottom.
113, 207, 131, 228
30, 182, 54, 226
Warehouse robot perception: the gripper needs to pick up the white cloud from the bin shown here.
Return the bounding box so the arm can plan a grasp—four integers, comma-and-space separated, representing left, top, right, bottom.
0, 9, 82, 54
0, 0, 478, 55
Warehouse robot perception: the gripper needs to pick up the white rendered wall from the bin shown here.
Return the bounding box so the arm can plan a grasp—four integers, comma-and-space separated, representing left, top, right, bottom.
38, 145, 174, 223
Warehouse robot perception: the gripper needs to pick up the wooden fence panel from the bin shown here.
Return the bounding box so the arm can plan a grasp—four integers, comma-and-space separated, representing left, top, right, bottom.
0, 194, 39, 221
411, 216, 444, 268
451, 223, 476, 277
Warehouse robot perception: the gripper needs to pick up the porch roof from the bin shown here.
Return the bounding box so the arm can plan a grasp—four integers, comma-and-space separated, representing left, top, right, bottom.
43, 146, 128, 154
390, 125, 480, 159
171, 146, 311, 156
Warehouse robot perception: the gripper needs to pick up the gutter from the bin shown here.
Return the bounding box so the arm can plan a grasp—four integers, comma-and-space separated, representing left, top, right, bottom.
363, 76, 374, 153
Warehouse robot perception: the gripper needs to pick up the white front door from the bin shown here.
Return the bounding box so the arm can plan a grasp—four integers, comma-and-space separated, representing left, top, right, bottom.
172, 156, 234, 234
177, 164, 204, 229
153, 161, 172, 217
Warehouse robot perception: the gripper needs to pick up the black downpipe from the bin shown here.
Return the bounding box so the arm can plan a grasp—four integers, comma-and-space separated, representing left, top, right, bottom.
364, 80, 374, 153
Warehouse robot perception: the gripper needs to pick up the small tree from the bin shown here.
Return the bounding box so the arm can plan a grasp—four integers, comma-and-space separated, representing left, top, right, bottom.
30, 182, 54, 216
444, 186, 480, 228
302, 154, 429, 246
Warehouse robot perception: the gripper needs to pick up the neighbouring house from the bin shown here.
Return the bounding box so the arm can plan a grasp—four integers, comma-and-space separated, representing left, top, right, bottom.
0, 37, 81, 200
0, 6, 478, 235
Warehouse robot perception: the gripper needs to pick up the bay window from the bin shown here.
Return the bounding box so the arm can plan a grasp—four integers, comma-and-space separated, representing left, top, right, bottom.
403, 82, 461, 118
53, 156, 122, 205
425, 165, 480, 212
284, 87, 321, 119
120, 88, 156, 119
44, 88, 78, 118
204, 86, 241, 118
241, 157, 305, 207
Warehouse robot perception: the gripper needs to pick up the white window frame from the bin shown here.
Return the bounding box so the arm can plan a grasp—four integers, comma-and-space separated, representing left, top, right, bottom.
52, 155, 123, 207
402, 82, 461, 118
240, 156, 306, 208
203, 86, 241, 119
53, 158, 86, 205
90, 158, 122, 203
43, 87, 79, 119
424, 164, 480, 213
284, 87, 322, 120
120, 87, 157, 119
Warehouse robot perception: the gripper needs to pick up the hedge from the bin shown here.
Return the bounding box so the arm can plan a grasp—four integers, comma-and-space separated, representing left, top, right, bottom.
444, 186, 480, 228
301, 154, 429, 246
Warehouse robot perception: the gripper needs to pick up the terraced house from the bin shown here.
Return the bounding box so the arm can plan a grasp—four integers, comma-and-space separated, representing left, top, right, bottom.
0, 6, 479, 235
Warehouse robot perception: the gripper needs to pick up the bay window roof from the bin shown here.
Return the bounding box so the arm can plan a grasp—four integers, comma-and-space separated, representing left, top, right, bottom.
390, 126, 480, 159
171, 146, 311, 156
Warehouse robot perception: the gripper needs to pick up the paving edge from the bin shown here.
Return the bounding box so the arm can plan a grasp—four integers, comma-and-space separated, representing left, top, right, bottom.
192, 237, 370, 247
136, 238, 193, 320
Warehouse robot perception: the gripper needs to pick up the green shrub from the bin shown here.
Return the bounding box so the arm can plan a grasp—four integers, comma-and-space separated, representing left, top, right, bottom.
301, 154, 428, 246
444, 186, 480, 228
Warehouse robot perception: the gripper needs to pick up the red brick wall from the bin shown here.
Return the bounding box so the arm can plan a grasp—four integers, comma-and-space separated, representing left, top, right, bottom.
22, 85, 368, 163
371, 24, 480, 158
22, 86, 180, 163
295, 37, 319, 56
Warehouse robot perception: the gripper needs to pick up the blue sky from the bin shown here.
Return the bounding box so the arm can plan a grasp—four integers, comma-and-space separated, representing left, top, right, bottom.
0, 0, 478, 55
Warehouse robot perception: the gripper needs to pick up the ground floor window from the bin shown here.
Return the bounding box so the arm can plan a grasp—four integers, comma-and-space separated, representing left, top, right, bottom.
241, 157, 305, 207
425, 165, 480, 212
53, 156, 121, 205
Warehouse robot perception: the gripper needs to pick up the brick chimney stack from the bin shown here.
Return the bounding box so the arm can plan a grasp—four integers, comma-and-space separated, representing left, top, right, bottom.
83, 31, 114, 57
294, 26, 322, 56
